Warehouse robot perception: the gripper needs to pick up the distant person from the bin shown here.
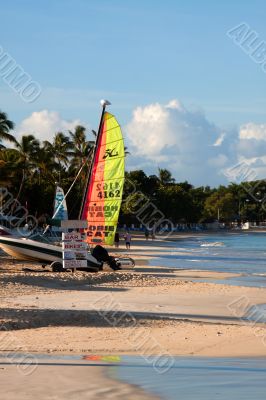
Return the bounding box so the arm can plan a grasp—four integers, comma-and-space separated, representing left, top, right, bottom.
144, 229, 149, 240
124, 231, 132, 250
151, 229, 155, 240
114, 232, 120, 248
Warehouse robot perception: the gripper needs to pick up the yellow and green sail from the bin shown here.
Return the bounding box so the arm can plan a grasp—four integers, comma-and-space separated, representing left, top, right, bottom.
81, 112, 125, 245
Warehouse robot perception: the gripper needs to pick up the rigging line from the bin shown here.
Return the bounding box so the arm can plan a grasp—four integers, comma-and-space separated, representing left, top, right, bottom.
42, 156, 90, 235
53, 153, 94, 219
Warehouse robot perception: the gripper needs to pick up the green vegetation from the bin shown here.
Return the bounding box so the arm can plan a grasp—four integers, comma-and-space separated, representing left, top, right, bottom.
122, 171, 266, 225
1, 110, 265, 226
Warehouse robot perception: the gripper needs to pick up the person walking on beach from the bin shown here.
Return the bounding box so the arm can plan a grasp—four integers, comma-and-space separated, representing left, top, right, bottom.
144, 228, 149, 240
114, 231, 120, 248
124, 231, 132, 250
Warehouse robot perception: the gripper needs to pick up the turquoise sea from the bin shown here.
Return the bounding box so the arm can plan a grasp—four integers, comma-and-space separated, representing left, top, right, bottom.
113, 356, 266, 400
152, 232, 266, 287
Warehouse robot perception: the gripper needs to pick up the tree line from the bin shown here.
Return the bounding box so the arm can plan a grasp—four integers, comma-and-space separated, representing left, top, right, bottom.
1, 110, 265, 226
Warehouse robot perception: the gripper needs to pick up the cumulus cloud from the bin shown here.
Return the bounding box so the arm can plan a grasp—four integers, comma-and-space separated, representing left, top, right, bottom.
239, 123, 266, 141
125, 102, 175, 161
235, 122, 266, 181
125, 100, 232, 186
237, 138, 266, 159
15, 110, 85, 142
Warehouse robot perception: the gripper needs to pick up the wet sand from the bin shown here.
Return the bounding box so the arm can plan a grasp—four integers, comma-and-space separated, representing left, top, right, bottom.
0, 356, 158, 400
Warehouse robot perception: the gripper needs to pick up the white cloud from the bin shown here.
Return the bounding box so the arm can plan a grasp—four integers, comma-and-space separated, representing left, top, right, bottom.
125, 100, 231, 186
125, 102, 176, 161
239, 123, 266, 141
213, 132, 226, 147
15, 110, 85, 142
165, 99, 184, 111
236, 122, 266, 180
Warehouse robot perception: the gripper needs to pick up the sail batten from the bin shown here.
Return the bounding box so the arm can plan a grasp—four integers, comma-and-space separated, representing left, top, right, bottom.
81, 112, 125, 245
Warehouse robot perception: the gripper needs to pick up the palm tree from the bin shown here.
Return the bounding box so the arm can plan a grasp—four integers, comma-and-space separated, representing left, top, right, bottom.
33, 147, 57, 185
69, 125, 94, 172
43, 132, 73, 183
15, 134, 40, 199
69, 125, 87, 150
68, 126, 95, 201
158, 168, 175, 186
0, 148, 21, 187
0, 111, 17, 145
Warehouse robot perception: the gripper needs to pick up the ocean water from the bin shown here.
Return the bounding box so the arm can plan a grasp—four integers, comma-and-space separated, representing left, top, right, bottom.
152, 232, 266, 287
112, 356, 266, 400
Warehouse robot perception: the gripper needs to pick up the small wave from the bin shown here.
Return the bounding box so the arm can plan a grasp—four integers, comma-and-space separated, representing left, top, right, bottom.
200, 242, 225, 247
252, 273, 266, 277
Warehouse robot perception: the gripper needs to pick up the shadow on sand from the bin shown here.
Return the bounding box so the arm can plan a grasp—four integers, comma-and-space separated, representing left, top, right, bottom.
0, 307, 243, 331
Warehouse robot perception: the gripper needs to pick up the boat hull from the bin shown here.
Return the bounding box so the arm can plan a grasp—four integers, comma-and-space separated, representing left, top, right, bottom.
0, 236, 100, 268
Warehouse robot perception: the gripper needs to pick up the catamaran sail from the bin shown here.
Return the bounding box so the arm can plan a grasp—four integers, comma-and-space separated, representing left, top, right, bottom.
81, 112, 125, 245
52, 185, 68, 226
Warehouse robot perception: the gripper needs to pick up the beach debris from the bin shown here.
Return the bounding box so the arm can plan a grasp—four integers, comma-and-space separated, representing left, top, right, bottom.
82, 355, 121, 362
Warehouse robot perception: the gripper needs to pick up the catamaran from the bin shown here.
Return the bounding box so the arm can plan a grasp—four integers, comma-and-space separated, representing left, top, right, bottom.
0, 100, 131, 271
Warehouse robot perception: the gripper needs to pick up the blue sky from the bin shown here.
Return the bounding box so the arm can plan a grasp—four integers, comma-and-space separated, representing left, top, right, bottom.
1, 0, 266, 185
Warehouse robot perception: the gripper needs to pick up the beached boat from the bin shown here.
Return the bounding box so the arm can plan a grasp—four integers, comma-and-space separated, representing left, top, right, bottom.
0, 234, 62, 262
0, 234, 101, 270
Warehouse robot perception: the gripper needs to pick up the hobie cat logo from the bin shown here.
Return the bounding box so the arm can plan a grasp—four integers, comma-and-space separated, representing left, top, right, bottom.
103, 147, 119, 159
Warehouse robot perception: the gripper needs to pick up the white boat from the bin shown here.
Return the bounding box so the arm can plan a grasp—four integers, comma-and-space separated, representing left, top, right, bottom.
0, 234, 101, 270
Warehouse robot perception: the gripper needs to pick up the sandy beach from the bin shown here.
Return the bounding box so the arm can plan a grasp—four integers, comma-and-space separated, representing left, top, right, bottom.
1, 237, 266, 358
